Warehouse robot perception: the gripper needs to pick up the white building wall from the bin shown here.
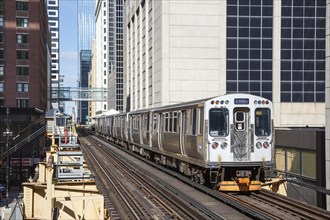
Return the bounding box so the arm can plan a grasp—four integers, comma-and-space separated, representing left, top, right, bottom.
125, 0, 325, 128
126, 0, 227, 111
325, 0, 330, 211
95, 0, 108, 114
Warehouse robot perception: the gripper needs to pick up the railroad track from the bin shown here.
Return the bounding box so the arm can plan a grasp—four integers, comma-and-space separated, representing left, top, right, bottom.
81, 129, 330, 219
250, 189, 330, 219
78, 130, 219, 219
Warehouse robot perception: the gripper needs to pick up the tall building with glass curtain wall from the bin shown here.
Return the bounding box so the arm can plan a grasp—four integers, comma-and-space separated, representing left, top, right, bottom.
125, 0, 325, 128
78, 0, 95, 124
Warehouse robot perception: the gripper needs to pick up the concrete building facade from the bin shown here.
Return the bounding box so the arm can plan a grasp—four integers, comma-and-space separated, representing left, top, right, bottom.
94, 0, 124, 114
325, 0, 330, 211
124, 0, 326, 128
46, 0, 60, 109
125, 0, 328, 209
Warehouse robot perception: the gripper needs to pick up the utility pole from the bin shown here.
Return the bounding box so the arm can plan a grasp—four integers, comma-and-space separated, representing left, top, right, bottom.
3, 107, 12, 209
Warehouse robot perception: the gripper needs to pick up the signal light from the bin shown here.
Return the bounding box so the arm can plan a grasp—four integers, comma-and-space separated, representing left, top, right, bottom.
263, 142, 269, 149
212, 142, 219, 149
256, 142, 262, 149
220, 142, 228, 149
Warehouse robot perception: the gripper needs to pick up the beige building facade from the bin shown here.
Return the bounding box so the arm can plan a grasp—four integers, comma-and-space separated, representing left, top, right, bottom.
124, 0, 325, 128
325, 0, 330, 211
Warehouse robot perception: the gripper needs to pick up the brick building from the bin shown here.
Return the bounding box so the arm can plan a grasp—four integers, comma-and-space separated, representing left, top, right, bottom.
0, 0, 51, 111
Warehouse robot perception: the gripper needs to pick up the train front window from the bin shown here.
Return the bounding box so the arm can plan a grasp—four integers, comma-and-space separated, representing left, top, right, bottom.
209, 108, 229, 137
255, 108, 271, 136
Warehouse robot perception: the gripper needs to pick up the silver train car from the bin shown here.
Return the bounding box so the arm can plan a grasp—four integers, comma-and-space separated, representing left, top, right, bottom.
95, 94, 274, 191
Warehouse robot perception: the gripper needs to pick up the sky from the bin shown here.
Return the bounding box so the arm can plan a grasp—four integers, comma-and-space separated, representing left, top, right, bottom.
59, 0, 78, 113
59, 0, 78, 87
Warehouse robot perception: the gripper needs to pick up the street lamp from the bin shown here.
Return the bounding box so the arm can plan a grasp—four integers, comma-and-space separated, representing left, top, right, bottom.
2, 107, 12, 209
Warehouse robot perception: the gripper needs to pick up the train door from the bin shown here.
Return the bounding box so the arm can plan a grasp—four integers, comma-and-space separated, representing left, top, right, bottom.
232, 108, 251, 161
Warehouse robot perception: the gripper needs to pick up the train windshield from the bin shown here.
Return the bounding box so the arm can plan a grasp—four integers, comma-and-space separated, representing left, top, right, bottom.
255, 108, 271, 136
209, 108, 229, 137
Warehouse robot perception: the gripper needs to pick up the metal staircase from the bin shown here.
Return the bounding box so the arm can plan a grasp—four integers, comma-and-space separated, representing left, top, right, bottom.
1, 117, 46, 158
2, 125, 46, 158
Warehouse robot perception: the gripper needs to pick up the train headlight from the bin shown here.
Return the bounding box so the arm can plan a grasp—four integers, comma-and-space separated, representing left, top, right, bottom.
220, 142, 228, 149
256, 142, 262, 149
212, 142, 219, 149
263, 142, 269, 149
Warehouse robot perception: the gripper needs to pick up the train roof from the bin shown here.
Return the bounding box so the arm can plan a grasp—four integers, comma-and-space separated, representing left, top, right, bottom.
96, 93, 270, 118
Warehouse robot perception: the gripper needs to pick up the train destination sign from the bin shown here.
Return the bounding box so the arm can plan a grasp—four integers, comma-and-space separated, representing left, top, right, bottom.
234, 98, 249, 105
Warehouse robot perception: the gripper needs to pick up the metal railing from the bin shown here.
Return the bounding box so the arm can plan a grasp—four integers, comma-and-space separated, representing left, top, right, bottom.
2, 125, 46, 158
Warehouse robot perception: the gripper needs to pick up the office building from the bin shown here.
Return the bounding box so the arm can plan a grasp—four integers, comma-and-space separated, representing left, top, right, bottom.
0, 0, 51, 110
46, 0, 61, 110
79, 50, 91, 124
95, 0, 124, 114
325, 0, 330, 211
125, 0, 325, 127
78, 0, 95, 123
125, 0, 327, 208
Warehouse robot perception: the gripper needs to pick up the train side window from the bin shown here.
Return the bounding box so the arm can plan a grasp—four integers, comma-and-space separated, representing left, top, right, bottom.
192, 108, 197, 135
164, 113, 169, 132
145, 114, 150, 131
153, 114, 157, 131
197, 108, 203, 135
137, 116, 141, 129
169, 112, 173, 132
173, 112, 178, 133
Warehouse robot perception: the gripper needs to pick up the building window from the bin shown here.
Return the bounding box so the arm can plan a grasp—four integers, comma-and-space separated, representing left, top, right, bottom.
17, 83, 29, 92
226, 1, 273, 101
17, 67, 29, 76
0, 33, 3, 43
0, 82, 4, 92
0, 0, 4, 11
280, 1, 325, 102
16, 34, 29, 43
16, 18, 28, 28
17, 50, 29, 60
16, 1, 28, 11
0, 17, 3, 26
17, 99, 29, 107
0, 66, 3, 76
0, 50, 4, 59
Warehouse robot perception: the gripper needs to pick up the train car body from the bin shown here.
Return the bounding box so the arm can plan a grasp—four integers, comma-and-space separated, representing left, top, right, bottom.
95, 94, 274, 191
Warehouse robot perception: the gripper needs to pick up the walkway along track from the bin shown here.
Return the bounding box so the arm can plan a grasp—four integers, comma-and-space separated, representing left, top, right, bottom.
81, 129, 330, 220
78, 130, 223, 219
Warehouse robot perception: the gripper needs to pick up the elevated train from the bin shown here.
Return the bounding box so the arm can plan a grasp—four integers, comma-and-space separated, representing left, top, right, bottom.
95, 93, 274, 191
